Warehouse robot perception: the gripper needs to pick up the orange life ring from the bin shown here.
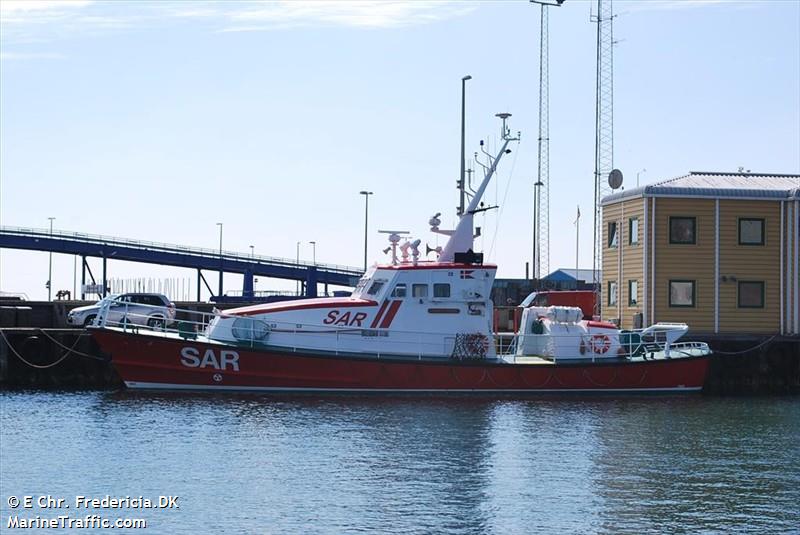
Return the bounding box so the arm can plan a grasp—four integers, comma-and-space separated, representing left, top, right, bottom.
589, 334, 611, 354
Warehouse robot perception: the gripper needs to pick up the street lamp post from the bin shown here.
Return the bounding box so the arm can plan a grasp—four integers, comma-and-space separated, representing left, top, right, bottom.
250, 245, 254, 258
47, 217, 55, 300
359, 191, 373, 271
637, 168, 647, 187
459, 75, 472, 216
309, 241, 316, 265
216, 223, 223, 297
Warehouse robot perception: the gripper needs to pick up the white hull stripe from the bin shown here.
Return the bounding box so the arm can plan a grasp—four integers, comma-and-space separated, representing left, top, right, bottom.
125, 381, 702, 393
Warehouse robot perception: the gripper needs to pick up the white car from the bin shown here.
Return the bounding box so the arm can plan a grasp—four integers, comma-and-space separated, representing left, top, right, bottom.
67, 293, 176, 329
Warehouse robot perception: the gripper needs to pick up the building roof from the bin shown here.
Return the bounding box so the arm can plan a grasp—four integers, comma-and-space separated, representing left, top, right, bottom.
543, 268, 598, 282
602, 171, 800, 205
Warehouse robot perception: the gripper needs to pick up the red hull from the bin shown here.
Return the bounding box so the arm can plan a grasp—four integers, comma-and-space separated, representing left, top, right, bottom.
92, 329, 710, 393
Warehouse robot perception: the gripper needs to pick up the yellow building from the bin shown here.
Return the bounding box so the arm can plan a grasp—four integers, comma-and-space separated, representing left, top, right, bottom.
601, 172, 799, 335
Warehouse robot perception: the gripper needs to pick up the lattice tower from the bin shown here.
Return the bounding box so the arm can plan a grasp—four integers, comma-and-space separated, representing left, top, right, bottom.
592, 0, 614, 316
534, 4, 551, 280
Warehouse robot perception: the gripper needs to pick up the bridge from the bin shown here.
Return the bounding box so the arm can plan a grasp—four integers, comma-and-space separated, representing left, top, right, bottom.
0, 226, 362, 300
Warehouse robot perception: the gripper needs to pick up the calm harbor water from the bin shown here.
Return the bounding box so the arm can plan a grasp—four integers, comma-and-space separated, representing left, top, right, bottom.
1, 392, 798, 534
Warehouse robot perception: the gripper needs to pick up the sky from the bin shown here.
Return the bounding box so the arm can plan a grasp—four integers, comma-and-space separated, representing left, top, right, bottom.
1, 0, 798, 301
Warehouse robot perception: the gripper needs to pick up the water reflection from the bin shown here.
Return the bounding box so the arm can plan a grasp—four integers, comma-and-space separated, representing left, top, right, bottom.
1, 392, 798, 534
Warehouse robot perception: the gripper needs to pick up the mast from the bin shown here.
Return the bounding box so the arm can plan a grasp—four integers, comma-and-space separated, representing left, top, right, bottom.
592, 0, 614, 317
437, 114, 519, 263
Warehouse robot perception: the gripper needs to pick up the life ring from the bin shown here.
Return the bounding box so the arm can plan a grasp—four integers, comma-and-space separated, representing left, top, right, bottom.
589, 334, 611, 354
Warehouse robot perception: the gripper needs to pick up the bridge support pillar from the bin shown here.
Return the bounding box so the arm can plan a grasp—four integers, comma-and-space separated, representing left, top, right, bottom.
102, 256, 107, 297
306, 266, 318, 298
242, 269, 254, 300
81, 256, 86, 300
197, 269, 201, 302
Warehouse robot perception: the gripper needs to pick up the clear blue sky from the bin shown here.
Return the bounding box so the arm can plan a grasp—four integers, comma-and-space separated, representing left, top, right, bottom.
1, 0, 798, 300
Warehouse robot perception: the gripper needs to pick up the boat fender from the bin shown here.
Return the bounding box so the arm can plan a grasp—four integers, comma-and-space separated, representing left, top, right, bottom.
531, 320, 545, 335
579, 339, 586, 354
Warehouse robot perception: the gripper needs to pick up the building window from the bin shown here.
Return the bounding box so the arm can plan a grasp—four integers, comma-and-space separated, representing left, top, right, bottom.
739, 218, 765, 246
738, 281, 765, 308
669, 216, 697, 244
608, 221, 618, 248
433, 283, 450, 298
608, 281, 618, 306
628, 280, 638, 306
391, 284, 407, 298
669, 280, 695, 307
412, 284, 428, 298
629, 218, 639, 245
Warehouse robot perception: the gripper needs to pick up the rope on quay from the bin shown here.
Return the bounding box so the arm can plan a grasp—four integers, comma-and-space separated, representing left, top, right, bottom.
710, 335, 779, 356
0, 329, 104, 369
36, 329, 107, 362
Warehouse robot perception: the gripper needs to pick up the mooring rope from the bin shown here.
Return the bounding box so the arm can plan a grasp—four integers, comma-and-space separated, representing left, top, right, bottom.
710, 335, 779, 356
36, 329, 107, 361
0, 329, 81, 369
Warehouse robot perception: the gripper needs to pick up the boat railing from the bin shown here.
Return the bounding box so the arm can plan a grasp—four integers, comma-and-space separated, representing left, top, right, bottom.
94, 300, 467, 359
93, 300, 709, 361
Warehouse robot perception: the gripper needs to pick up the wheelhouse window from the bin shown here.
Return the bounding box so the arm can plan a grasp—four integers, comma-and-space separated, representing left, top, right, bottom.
391, 284, 407, 298
433, 283, 451, 298
669, 217, 696, 244
608, 221, 618, 248
628, 280, 638, 306
367, 281, 385, 296
412, 284, 428, 298
739, 218, 765, 246
608, 281, 618, 306
629, 217, 639, 245
738, 281, 765, 308
669, 280, 695, 307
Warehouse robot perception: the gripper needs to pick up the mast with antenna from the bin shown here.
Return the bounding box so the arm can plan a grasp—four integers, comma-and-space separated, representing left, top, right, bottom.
530, 0, 563, 281
434, 113, 519, 263
591, 0, 615, 318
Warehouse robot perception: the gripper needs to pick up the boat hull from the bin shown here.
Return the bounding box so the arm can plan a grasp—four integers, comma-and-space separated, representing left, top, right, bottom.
92, 329, 710, 393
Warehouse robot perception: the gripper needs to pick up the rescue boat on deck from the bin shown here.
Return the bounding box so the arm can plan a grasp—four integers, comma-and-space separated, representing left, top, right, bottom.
90, 114, 711, 392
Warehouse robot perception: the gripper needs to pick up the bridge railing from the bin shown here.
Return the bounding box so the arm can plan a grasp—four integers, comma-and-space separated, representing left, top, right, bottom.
0, 225, 362, 276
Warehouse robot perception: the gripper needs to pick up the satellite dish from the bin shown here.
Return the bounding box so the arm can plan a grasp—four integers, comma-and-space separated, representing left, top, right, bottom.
608, 169, 624, 190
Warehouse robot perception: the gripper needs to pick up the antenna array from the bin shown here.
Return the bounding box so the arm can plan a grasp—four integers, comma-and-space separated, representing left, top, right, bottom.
592, 0, 615, 316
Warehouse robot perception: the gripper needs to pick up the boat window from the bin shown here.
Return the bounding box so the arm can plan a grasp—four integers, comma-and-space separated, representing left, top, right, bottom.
391, 284, 407, 298
433, 283, 450, 298
412, 284, 428, 298
354, 277, 370, 293
367, 281, 385, 296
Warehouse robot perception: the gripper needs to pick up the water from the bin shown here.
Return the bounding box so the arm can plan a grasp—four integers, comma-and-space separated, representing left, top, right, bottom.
1, 392, 798, 534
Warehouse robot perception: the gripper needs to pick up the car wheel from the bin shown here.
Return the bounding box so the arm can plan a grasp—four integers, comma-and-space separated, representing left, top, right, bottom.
147, 317, 165, 331
84, 315, 97, 327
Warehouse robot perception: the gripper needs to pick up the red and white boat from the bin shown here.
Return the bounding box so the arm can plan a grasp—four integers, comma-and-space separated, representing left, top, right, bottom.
91, 114, 711, 393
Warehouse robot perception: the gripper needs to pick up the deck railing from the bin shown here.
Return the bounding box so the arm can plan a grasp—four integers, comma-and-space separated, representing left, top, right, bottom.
93, 299, 710, 362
